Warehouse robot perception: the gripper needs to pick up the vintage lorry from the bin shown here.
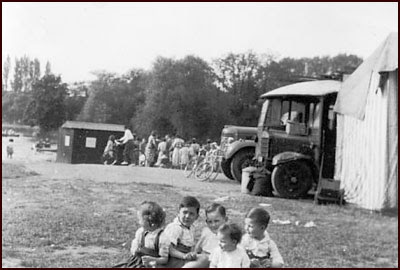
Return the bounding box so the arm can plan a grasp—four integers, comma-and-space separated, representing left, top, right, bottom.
219, 125, 257, 181
255, 80, 341, 198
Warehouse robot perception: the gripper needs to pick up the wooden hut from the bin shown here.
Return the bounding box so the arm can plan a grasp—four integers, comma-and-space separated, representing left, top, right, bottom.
56, 121, 125, 164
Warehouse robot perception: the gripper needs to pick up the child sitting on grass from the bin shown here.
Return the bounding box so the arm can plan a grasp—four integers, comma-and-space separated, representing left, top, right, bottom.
183, 203, 228, 268
240, 207, 284, 268
114, 201, 169, 268
163, 196, 201, 268
209, 223, 250, 268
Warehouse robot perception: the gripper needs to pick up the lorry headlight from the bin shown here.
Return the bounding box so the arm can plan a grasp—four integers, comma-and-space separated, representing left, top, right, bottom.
227, 137, 235, 144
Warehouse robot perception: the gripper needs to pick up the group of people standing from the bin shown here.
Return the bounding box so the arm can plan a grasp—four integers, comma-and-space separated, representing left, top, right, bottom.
103, 126, 218, 168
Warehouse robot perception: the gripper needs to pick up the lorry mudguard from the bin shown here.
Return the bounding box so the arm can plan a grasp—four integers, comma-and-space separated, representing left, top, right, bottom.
272, 151, 313, 166
272, 151, 319, 183
224, 140, 256, 160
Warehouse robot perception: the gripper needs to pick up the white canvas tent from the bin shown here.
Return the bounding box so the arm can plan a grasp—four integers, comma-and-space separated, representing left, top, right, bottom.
334, 32, 398, 211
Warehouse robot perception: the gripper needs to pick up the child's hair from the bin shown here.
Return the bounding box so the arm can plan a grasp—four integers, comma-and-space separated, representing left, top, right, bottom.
205, 203, 226, 218
9, 138, 14, 142
218, 223, 243, 244
138, 201, 166, 228
179, 196, 201, 214
246, 207, 270, 228
108, 135, 115, 141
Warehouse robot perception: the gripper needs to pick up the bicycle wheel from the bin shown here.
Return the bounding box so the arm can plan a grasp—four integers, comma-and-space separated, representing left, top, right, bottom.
184, 159, 197, 178
208, 162, 220, 182
195, 162, 214, 181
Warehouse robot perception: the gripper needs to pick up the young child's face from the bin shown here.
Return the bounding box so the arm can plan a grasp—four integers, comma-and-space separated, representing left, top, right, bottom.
178, 206, 199, 227
217, 231, 237, 252
244, 218, 266, 240
206, 211, 227, 234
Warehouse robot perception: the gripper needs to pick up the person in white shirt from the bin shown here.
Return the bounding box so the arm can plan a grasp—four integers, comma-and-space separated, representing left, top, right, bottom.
240, 207, 284, 268
209, 223, 250, 268
163, 196, 201, 268
116, 125, 135, 165
183, 203, 228, 268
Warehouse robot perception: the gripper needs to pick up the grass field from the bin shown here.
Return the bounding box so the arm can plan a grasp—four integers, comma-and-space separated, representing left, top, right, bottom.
2, 163, 398, 268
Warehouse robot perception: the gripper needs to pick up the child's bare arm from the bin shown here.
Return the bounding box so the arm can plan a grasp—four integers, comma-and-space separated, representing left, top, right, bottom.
169, 245, 197, 260
194, 235, 204, 254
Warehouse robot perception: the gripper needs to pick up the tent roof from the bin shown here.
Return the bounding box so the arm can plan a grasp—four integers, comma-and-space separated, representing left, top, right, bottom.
334, 32, 398, 120
61, 121, 125, 132
260, 80, 341, 98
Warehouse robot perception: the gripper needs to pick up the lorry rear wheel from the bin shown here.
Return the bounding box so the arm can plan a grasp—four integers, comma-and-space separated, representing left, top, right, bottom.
221, 158, 234, 180
230, 148, 255, 182
271, 161, 313, 199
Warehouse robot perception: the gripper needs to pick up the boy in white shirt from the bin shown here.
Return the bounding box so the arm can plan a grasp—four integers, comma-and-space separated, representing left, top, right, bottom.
240, 207, 284, 268
163, 196, 200, 268
209, 223, 250, 268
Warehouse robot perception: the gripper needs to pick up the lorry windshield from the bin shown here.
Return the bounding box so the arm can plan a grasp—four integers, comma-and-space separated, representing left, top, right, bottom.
262, 97, 321, 131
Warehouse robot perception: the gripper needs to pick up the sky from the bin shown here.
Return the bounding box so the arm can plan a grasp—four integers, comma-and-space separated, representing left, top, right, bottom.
2, 2, 398, 83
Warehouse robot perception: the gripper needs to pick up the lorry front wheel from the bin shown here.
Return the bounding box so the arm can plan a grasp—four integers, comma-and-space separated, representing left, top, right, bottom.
230, 148, 255, 182
221, 158, 234, 180
271, 161, 313, 199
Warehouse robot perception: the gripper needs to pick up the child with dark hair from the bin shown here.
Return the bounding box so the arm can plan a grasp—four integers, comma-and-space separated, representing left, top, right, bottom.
209, 223, 250, 268
114, 201, 168, 268
240, 207, 284, 268
163, 196, 201, 267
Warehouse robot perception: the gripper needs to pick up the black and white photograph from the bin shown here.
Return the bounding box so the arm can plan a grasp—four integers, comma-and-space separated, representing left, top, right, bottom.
2, 2, 398, 268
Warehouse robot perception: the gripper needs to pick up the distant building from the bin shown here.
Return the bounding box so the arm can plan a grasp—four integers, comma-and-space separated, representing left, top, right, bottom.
57, 121, 124, 164
67, 81, 90, 97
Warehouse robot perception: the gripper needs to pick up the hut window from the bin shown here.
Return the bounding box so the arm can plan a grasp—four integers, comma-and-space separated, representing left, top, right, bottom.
85, 137, 97, 148
65, 135, 70, 146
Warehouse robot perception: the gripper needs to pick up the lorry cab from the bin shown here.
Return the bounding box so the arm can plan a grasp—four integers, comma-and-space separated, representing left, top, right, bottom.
220, 125, 257, 153
255, 80, 341, 198
220, 125, 257, 181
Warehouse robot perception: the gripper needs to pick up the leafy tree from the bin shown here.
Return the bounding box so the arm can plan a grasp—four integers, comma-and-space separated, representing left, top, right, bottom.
133, 56, 231, 141
78, 69, 147, 126
9, 56, 42, 92
2, 55, 11, 92
278, 54, 362, 79
212, 51, 267, 126
45, 61, 52, 75
65, 82, 88, 121
2, 91, 32, 124
11, 57, 23, 92
28, 74, 68, 132
30, 58, 41, 87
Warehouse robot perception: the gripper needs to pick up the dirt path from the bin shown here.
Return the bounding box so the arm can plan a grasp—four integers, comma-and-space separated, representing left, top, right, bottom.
3, 136, 242, 195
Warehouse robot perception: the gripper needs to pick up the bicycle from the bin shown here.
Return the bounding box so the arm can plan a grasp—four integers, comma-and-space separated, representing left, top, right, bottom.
194, 149, 223, 182
208, 152, 224, 182
183, 150, 206, 178
194, 159, 214, 181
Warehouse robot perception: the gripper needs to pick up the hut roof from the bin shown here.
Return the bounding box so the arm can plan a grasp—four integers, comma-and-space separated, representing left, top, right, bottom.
61, 121, 125, 132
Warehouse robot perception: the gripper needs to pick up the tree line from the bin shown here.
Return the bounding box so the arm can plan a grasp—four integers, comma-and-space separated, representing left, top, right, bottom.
2, 52, 362, 140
